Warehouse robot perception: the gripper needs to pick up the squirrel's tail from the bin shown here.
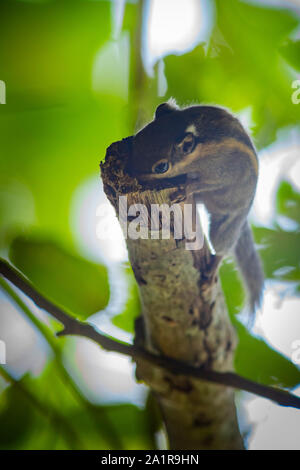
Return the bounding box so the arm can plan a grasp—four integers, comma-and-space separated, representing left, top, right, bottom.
234, 221, 264, 314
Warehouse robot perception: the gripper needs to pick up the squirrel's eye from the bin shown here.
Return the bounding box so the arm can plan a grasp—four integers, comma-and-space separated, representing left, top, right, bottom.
153, 160, 169, 174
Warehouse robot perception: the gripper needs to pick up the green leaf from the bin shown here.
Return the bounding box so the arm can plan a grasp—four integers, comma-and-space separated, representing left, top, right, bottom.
219, 258, 245, 319
112, 265, 141, 333
9, 235, 110, 320
253, 226, 300, 286
276, 180, 300, 225
0, 370, 75, 450
102, 403, 156, 450
280, 39, 300, 71
25, 361, 119, 450
0, 361, 157, 450
219, 245, 300, 388
234, 322, 300, 387
58, 401, 158, 450
0, 380, 35, 449
251, 182, 300, 288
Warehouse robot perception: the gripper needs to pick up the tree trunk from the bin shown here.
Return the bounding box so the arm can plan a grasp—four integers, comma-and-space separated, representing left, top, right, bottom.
101, 138, 244, 450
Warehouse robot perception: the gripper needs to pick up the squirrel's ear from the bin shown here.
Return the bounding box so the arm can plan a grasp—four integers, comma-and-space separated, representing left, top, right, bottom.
155, 100, 178, 120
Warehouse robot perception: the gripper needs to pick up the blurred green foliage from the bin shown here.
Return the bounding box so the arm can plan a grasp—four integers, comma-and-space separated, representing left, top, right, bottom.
220, 179, 300, 386
9, 235, 110, 319
0, 363, 159, 450
164, 0, 300, 148
0, 0, 128, 247
112, 264, 141, 333
0, 0, 300, 450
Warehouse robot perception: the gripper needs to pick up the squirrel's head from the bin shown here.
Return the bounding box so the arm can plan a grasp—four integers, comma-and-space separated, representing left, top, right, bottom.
128, 101, 191, 180
127, 101, 255, 181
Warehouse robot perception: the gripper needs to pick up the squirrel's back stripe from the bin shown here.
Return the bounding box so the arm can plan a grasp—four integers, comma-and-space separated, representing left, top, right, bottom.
173, 137, 258, 176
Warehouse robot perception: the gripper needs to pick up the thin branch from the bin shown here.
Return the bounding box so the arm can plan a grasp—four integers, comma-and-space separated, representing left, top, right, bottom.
1, 258, 300, 410
0, 276, 122, 449
0, 259, 72, 326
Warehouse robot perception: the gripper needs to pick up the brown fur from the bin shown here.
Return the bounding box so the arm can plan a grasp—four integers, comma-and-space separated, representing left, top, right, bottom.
129, 102, 264, 314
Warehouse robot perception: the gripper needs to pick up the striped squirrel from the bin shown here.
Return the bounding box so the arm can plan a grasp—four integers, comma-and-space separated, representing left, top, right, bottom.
127, 101, 264, 314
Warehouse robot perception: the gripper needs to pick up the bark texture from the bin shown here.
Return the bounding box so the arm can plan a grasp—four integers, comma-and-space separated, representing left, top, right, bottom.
101, 138, 244, 450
